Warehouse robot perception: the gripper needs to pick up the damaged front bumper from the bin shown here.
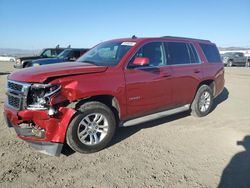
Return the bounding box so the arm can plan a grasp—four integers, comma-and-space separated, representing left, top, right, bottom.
3, 103, 76, 156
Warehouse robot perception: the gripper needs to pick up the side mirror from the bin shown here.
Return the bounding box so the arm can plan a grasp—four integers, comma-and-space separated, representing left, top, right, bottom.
133, 57, 150, 66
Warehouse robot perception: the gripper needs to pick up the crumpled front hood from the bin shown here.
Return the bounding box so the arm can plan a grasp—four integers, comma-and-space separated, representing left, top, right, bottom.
8, 62, 108, 83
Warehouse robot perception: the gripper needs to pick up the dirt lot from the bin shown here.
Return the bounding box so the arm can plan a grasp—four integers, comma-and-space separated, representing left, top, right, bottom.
0, 61, 249, 188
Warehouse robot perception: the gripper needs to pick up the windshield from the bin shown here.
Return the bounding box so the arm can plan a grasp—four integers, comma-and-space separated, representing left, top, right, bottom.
77, 41, 135, 66
57, 49, 71, 59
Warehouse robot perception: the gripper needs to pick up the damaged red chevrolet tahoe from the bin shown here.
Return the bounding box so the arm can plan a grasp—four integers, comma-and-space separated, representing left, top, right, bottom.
4, 36, 224, 156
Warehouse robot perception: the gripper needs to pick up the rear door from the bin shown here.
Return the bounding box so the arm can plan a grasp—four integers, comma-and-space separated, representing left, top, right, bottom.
165, 41, 202, 106
125, 42, 173, 119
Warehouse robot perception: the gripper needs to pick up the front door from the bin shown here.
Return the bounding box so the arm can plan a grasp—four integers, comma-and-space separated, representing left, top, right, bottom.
125, 42, 173, 119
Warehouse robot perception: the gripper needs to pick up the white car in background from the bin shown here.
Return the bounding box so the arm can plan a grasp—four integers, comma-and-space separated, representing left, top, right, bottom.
0, 55, 16, 62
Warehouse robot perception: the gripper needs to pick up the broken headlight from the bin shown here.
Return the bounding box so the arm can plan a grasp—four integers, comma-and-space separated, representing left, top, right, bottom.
27, 84, 61, 110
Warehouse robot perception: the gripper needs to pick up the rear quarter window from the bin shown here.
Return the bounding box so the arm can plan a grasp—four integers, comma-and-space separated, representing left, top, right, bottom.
200, 43, 221, 63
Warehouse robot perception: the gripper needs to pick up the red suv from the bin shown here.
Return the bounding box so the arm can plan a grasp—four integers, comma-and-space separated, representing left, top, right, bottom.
4, 36, 224, 156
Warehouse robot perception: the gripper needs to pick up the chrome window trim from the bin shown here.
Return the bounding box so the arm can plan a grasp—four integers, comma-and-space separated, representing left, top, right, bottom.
125, 40, 203, 70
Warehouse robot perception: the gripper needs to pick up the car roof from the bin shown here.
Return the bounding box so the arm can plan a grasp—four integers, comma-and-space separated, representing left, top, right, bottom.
109, 36, 212, 44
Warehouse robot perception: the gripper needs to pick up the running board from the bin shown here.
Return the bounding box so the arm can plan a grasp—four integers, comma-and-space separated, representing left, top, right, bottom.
120, 104, 190, 127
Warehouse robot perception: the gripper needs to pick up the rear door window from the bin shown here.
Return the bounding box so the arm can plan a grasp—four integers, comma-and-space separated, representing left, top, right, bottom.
68, 50, 81, 60
165, 42, 190, 65
50, 49, 59, 57
200, 43, 221, 63
72, 50, 81, 59
56, 49, 64, 55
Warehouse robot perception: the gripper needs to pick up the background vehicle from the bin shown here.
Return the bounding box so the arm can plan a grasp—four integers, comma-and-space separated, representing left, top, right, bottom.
0, 55, 16, 62
4, 36, 224, 156
221, 52, 250, 67
14, 45, 66, 68
26, 48, 89, 67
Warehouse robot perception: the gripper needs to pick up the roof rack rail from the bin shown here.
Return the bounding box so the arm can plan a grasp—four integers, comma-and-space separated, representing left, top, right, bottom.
161, 36, 210, 42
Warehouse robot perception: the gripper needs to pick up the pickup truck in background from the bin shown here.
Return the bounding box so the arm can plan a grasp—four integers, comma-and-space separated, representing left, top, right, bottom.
26, 48, 89, 67
14, 46, 66, 68
221, 52, 250, 67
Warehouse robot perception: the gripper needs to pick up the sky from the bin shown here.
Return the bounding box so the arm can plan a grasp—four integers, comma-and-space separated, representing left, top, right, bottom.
0, 0, 249, 49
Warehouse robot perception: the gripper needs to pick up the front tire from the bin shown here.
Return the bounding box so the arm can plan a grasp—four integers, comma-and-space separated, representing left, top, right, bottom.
191, 85, 213, 117
66, 102, 116, 153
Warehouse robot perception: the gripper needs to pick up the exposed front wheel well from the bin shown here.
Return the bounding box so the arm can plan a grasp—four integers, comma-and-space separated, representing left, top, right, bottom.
75, 95, 120, 124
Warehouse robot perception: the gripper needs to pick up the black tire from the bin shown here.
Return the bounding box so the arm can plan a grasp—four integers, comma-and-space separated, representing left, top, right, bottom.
66, 101, 116, 153
191, 85, 214, 117
227, 60, 233, 67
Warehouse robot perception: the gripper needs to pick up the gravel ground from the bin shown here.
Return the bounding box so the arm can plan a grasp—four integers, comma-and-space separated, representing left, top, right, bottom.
0, 61, 250, 188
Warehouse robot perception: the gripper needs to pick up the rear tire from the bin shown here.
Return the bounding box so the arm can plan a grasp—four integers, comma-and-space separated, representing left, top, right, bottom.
66, 102, 116, 153
191, 85, 213, 117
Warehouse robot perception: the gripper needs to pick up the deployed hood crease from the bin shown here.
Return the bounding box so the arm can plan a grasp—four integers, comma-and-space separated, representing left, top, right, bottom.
8, 62, 108, 83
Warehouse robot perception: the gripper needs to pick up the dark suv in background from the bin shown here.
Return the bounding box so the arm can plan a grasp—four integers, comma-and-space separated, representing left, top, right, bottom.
221, 52, 250, 67
14, 46, 66, 68
26, 48, 89, 67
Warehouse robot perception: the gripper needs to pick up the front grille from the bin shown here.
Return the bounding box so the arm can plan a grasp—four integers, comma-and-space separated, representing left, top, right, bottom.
8, 81, 23, 92
8, 95, 21, 109
7, 80, 30, 110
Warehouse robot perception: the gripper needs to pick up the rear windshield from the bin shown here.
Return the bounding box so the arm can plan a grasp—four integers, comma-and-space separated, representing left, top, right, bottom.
200, 43, 221, 63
